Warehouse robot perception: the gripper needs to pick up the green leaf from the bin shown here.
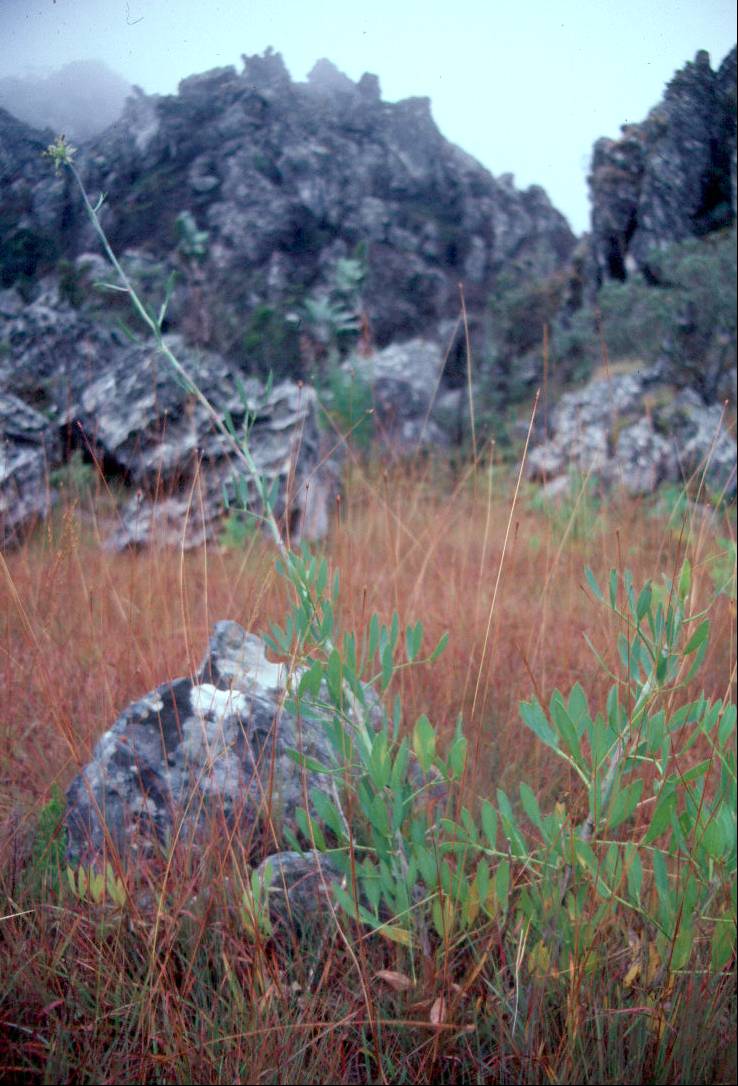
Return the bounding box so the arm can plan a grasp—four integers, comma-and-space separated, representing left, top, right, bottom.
390, 738, 410, 792
371, 918, 413, 946
550, 695, 584, 764
368, 614, 380, 666
311, 788, 347, 841
389, 611, 399, 652
607, 779, 643, 830
406, 620, 423, 662
298, 660, 324, 698
644, 784, 676, 844
624, 568, 636, 619
684, 620, 710, 656
285, 749, 334, 775
652, 850, 671, 916
671, 923, 694, 971
645, 709, 666, 754
495, 860, 510, 913
413, 714, 436, 773
448, 722, 468, 779
681, 759, 710, 784
519, 698, 559, 752
326, 648, 343, 705
607, 685, 622, 734
481, 800, 497, 848
585, 566, 604, 602
368, 794, 390, 837
295, 807, 326, 850
333, 881, 359, 921
519, 782, 544, 833
392, 693, 402, 741
415, 845, 439, 888
700, 815, 728, 861
625, 844, 642, 903
315, 558, 328, 596
567, 683, 590, 735
496, 788, 527, 856
469, 854, 486, 892
381, 643, 394, 691
636, 583, 653, 622
711, 917, 735, 972
718, 704, 736, 749
678, 557, 692, 602
368, 731, 391, 790
429, 632, 449, 662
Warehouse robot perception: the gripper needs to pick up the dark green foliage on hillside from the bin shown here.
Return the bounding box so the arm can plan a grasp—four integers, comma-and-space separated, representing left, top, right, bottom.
242, 304, 302, 381
484, 228, 737, 408
598, 229, 736, 393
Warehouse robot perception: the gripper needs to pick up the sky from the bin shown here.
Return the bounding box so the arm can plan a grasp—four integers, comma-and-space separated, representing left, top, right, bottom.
0, 0, 735, 234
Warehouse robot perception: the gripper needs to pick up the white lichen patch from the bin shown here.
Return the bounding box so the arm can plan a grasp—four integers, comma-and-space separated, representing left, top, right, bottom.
190, 682, 249, 720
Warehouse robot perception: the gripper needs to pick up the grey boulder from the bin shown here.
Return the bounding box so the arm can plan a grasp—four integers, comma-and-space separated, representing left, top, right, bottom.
0, 392, 60, 544
65, 620, 342, 863
527, 369, 736, 500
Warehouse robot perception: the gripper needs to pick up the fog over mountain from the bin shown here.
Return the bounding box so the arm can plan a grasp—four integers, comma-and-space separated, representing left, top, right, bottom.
0, 59, 131, 142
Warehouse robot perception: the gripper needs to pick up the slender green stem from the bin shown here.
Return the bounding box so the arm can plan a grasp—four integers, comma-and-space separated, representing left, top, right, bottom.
67, 161, 290, 562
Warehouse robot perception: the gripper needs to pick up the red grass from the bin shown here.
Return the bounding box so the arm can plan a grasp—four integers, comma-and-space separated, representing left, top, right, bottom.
0, 456, 735, 1084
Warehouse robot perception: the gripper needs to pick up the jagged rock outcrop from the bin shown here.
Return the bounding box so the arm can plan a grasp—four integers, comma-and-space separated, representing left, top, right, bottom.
527, 368, 737, 500
0, 108, 68, 290
0, 392, 60, 544
341, 338, 465, 451
589, 48, 736, 287
0, 290, 332, 546
65, 620, 343, 862
2, 50, 575, 372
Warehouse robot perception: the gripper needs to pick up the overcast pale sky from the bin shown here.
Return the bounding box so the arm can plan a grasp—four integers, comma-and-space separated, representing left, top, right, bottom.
0, 0, 735, 233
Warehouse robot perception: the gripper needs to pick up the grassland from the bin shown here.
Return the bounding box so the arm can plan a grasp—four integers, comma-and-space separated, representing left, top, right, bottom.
0, 448, 735, 1084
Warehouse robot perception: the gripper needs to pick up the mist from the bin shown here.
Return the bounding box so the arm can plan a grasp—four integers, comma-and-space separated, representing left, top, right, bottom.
0, 59, 131, 141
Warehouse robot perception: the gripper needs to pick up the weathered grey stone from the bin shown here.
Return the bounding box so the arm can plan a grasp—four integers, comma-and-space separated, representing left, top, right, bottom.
343, 338, 449, 451
613, 418, 678, 495
527, 369, 736, 500
64, 621, 340, 863
254, 850, 345, 933
0, 392, 60, 543
1, 289, 332, 545
589, 48, 736, 288
659, 389, 737, 499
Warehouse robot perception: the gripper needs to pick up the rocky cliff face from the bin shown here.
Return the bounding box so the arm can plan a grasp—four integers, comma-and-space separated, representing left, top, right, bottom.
589, 48, 736, 287
0, 50, 575, 370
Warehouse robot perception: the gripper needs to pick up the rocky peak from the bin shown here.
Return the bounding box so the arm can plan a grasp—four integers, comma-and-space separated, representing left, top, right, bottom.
0, 49, 575, 369
588, 46, 737, 288
306, 58, 358, 96
241, 47, 293, 93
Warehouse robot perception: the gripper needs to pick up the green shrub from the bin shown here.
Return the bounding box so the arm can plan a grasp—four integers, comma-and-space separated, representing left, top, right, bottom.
320, 364, 374, 451
242, 303, 301, 381
174, 210, 209, 261
595, 229, 736, 397
49, 449, 96, 497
